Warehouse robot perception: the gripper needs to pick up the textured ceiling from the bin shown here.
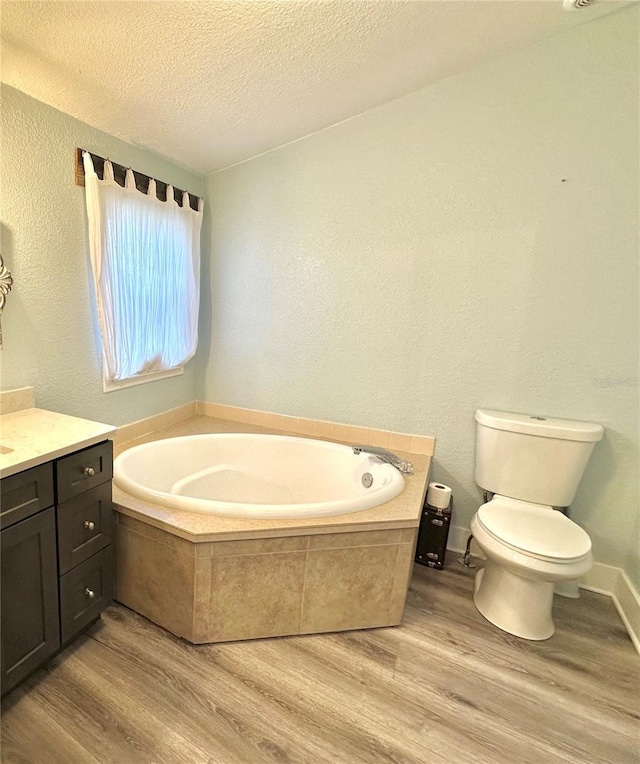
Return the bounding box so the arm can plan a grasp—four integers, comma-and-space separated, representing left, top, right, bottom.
1, 0, 625, 174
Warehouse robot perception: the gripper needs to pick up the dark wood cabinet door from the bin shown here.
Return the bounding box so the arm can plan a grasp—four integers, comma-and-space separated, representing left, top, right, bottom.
1, 508, 60, 696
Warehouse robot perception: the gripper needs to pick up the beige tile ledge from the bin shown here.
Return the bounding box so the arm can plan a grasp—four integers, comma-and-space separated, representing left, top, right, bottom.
113, 414, 431, 543
114, 400, 435, 456
117, 516, 418, 558
195, 401, 435, 456
113, 401, 196, 445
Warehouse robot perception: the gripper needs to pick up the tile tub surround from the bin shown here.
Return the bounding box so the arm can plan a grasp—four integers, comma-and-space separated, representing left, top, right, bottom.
112, 400, 435, 455
116, 513, 418, 644
195, 401, 435, 456
112, 401, 196, 446
113, 413, 431, 643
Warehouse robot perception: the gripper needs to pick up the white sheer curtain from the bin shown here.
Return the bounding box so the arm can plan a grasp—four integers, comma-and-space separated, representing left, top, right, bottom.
83, 152, 202, 389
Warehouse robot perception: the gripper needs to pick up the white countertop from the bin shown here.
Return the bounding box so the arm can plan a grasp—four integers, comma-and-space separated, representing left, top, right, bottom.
0, 408, 117, 479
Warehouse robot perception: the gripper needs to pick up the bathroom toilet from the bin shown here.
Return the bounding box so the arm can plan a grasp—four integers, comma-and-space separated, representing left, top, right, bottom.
471, 409, 603, 641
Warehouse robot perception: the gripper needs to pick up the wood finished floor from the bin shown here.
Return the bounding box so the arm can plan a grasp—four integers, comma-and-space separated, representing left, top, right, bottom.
2, 560, 639, 764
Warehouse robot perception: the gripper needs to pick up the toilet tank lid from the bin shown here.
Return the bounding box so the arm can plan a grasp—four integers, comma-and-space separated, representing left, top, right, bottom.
475, 409, 604, 442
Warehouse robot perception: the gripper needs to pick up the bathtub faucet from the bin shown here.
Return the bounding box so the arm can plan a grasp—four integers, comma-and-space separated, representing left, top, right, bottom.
352, 446, 414, 475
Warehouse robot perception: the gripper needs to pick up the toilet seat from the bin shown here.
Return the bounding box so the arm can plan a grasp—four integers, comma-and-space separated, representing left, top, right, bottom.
476, 496, 592, 563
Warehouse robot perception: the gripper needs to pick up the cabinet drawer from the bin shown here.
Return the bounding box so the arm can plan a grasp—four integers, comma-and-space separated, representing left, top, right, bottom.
60, 547, 113, 643
1, 463, 54, 530
57, 483, 113, 575
56, 441, 113, 503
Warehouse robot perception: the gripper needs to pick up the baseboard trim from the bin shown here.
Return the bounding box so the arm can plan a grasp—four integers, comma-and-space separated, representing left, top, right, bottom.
612, 568, 640, 655
579, 560, 621, 595
447, 524, 640, 655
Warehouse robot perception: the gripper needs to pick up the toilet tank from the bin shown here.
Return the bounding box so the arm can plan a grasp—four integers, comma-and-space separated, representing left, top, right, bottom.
475, 409, 603, 507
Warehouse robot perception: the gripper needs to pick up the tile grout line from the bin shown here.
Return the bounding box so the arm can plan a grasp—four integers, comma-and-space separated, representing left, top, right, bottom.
191, 554, 197, 641
298, 537, 311, 632
387, 543, 404, 623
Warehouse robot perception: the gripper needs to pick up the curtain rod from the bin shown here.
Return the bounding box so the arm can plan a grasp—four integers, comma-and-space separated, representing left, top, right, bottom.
74, 148, 201, 211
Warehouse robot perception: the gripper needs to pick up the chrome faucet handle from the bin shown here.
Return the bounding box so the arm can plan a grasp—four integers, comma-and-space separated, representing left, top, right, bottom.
352, 445, 414, 475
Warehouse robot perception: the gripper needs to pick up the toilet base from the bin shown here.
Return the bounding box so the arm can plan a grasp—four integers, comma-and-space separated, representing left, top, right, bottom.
473, 563, 555, 641
555, 580, 581, 599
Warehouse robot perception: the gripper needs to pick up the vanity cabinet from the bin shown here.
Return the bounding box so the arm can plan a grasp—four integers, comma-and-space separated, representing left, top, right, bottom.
0, 441, 114, 696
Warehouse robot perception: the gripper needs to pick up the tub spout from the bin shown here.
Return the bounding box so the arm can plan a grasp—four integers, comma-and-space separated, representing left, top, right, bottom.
352, 446, 414, 475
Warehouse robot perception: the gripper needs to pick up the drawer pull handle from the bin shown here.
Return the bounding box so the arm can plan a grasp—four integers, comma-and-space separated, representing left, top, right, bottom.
83, 520, 95, 531
84, 587, 95, 599
83, 466, 96, 477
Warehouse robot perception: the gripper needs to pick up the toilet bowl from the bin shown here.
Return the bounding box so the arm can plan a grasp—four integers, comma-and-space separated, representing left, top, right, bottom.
470, 496, 593, 640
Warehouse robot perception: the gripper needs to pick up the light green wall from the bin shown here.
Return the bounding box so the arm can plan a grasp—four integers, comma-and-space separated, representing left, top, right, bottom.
0, 86, 202, 425
200, 8, 639, 582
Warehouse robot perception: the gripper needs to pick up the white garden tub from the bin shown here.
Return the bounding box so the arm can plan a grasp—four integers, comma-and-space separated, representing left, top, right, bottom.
114, 434, 405, 519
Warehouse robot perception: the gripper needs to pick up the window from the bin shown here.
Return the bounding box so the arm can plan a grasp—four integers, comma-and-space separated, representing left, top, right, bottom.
83, 153, 202, 391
